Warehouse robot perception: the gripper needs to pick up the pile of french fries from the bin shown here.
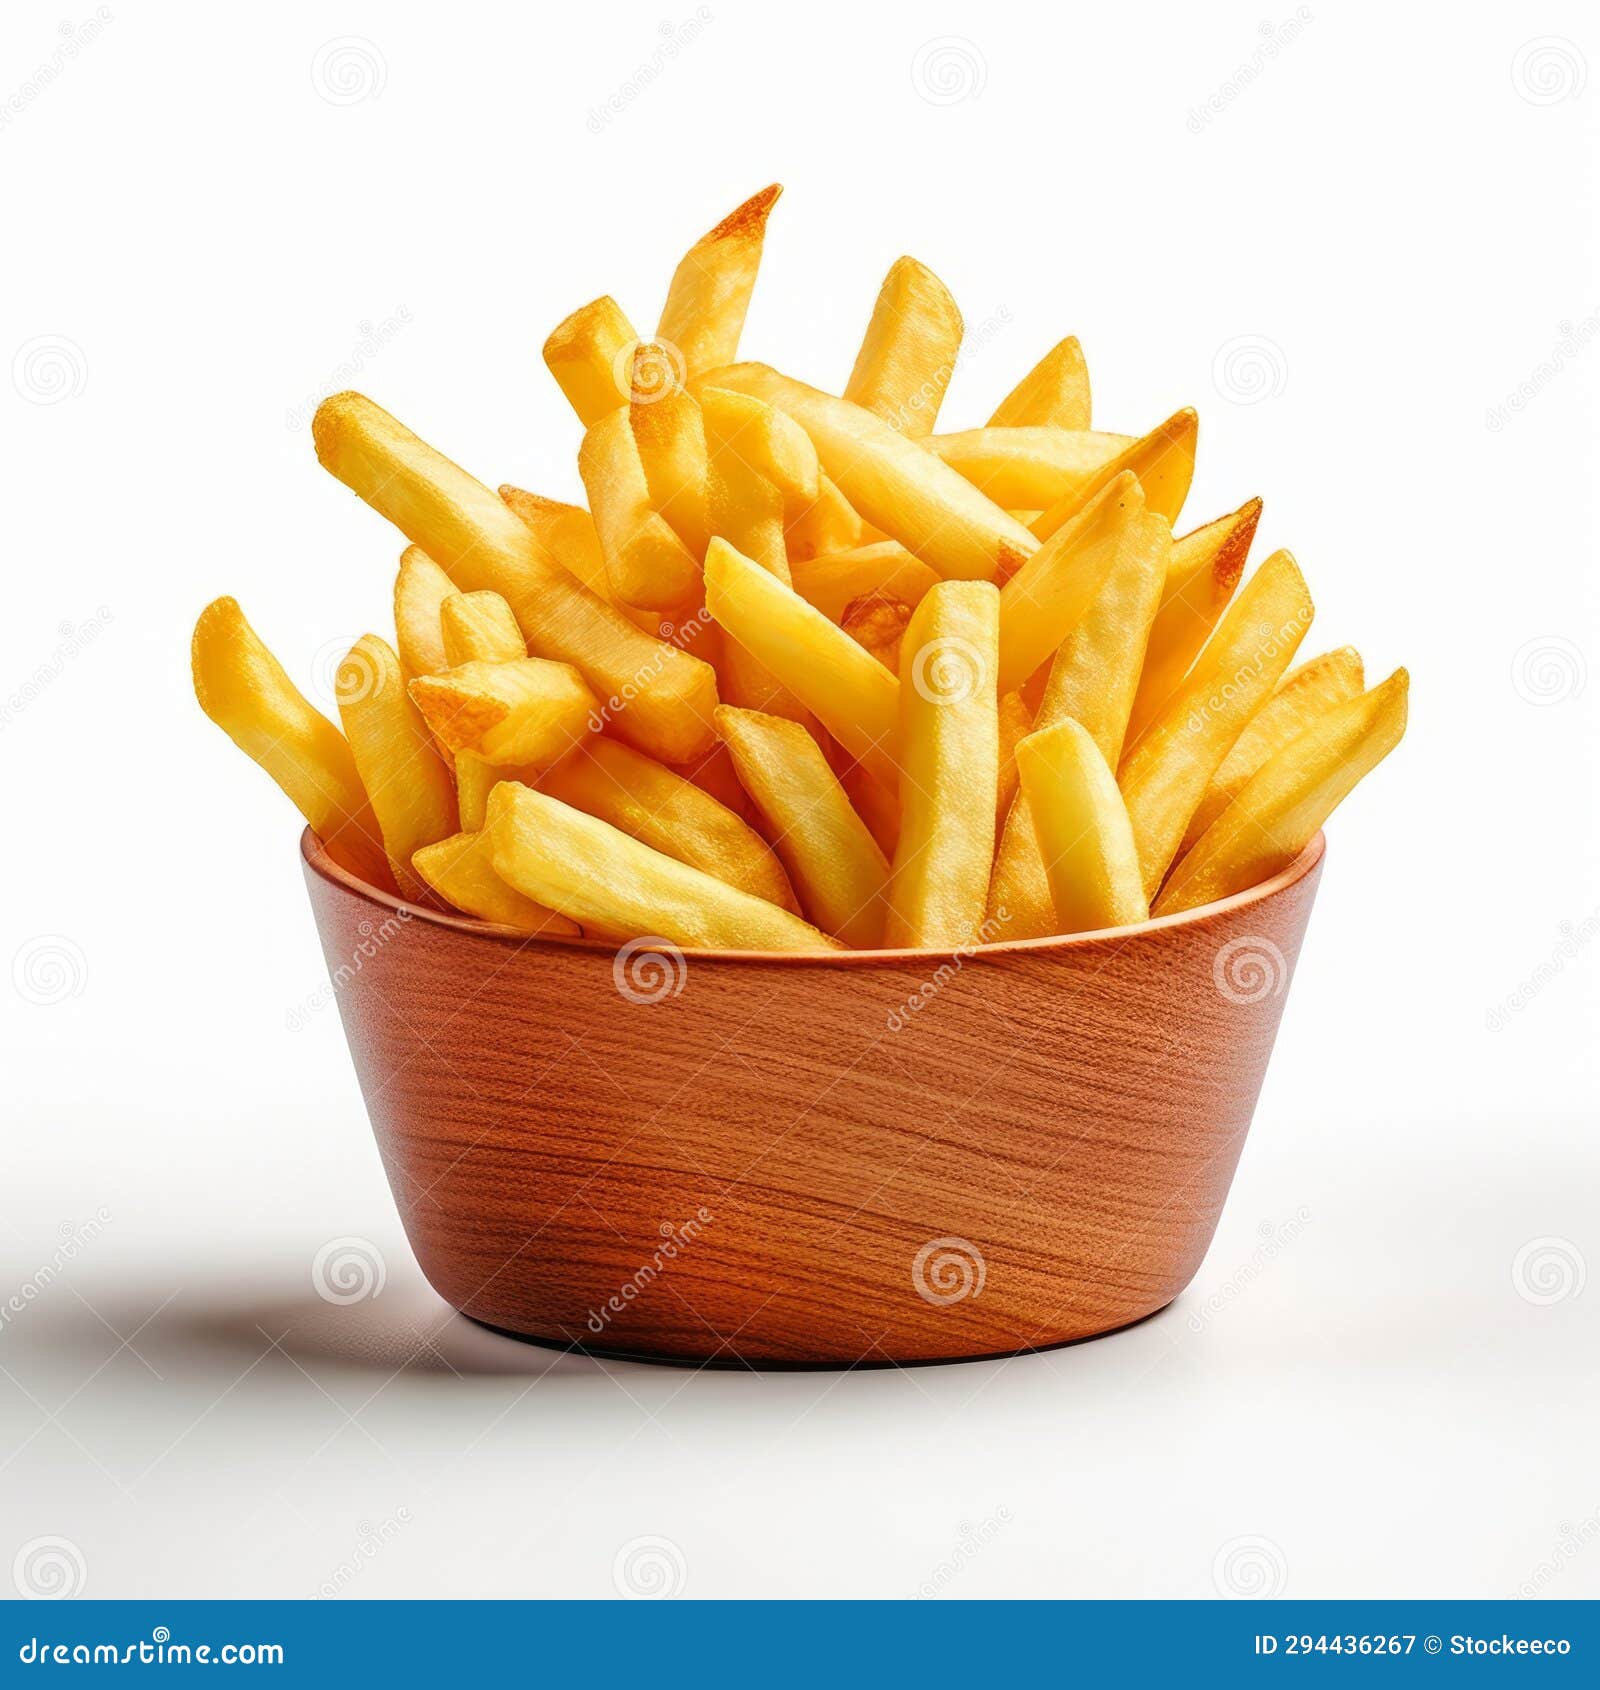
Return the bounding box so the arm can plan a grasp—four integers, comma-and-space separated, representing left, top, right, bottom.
193, 185, 1408, 954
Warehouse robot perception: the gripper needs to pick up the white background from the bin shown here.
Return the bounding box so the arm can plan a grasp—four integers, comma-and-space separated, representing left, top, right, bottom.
2, 0, 1596, 1601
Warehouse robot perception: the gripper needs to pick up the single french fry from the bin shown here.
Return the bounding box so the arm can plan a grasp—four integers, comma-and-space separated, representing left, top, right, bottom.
543, 295, 636, 426
996, 472, 1144, 695
785, 471, 866, 561
994, 689, 1034, 834
1124, 497, 1262, 747
842, 762, 900, 859
1035, 510, 1172, 768
191, 597, 392, 890
487, 784, 836, 951
929, 427, 1132, 510
843, 257, 963, 437
716, 707, 891, 947
704, 537, 900, 788
1180, 646, 1365, 853
985, 797, 1056, 940
669, 739, 762, 825
539, 735, 798, 913
1157, 669, 1408, 914
988, 337, 1091, 430
884, 580, 1002, 949
497, 487, 611, 597
409, 657, 594, 770
393, 547, 456, 682
658, 184, 782, 376
312, 393, 718, 764
790, 542, 939, 624
336, 634, 457, 900
1031, 408, 1198, 540
629, 367, 711, 556
412, 830, 580, 936
1015, 719, 1148, 934
440, 591, 525, 667
707, 364, 1037, 582
698, 384, 819, 509
1119, 551, 1313, 897
578, 404, 704, 611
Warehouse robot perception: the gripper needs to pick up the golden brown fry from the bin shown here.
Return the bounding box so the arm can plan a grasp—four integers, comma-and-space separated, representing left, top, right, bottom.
994, 689, 1035, 835
1119, 551, 1313, 897
539, 735, 798, 913
708, 364, 1037, 582
784, 471, 866, 561
578, 403, 704, 611
841, 591, 913, 672
1124, 497, 1262, 747
716, 707, 891, 947
191, 597, 392, 890
412, 829, 580, 935
1031, 408, 1198, 540
789, 542, 939, 624
704, 537, 901, 788
1015, 718, 1148, 934
988, 337, 1091, 430
842, 762, 901, 859
843, 257, 963, 438
658, 184, 782, 376
440, 591, 525, 667
409, 657, 595, 769
884, 581, 1002, 949
312, 393, 718, 764
336, 633, 458, 901
996, 472, 1144, 695
543, 295, 636, 426
1180, 646, 1365, 852
393, 547, 456, 683
1156, 669, 1408, 914
928, 427, 1132, 510
698, 384, 819, 509
487, 784, 835, 951
497, 485, 618, 601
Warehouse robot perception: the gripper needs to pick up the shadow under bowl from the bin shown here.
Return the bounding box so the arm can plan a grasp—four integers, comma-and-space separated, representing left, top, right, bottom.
301, 828, 1324, 1368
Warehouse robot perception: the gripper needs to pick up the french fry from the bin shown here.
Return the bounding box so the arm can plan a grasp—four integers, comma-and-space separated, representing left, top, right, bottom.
996, 472, 1144, 695
543, 295, 636, 426
312, 393, 718, 764
191, 597, 392, 890
988, 337, 1091, 430
629, 368, 712, 557
669, 739, 763, 825
704, 537, 900, 788
487, 784, 836, 951
578, 403, 704, 611
843, 257, 963, 437
539, 734, 798, 913
843, 763, 901, 859
698, 384, 820, 509
497, 486, 614, 601
883, 581, 1001, 949
440, 591, 525, 667
790, 542, 939, 624
841, 591, 912, 672
1015, 719, 1148, 933
716, 707, 891, 947
412, 830, 581, 936
1156, 669, 1409, 915
784, 471, 866, 561
409, 657, 595, 769
1179, 646, 1365, 852
985, 513, 1165, 938
393, 547, 456, 682
1031, 408, 1198, 540
994, 689, 1035, 834
707, 364, 1037, 582
1119, 550, 1313, 897
658, 184, 782, 377
1124, 497, 1262, 747
336, 634, 458, 900
929, 427, 1132, 510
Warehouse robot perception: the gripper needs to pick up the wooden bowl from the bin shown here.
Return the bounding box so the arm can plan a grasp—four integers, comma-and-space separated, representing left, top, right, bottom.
301, 828, 1323, 1367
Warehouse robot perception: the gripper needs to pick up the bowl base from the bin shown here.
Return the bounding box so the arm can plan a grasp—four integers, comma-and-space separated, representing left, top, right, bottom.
462, 1301, 1176, 1372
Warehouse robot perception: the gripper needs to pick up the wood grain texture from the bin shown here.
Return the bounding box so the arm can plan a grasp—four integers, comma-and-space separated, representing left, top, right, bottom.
301, 828, 1323, 1366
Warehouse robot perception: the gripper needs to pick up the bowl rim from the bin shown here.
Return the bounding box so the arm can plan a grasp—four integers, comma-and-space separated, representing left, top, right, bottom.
300, 826, 1325, 967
